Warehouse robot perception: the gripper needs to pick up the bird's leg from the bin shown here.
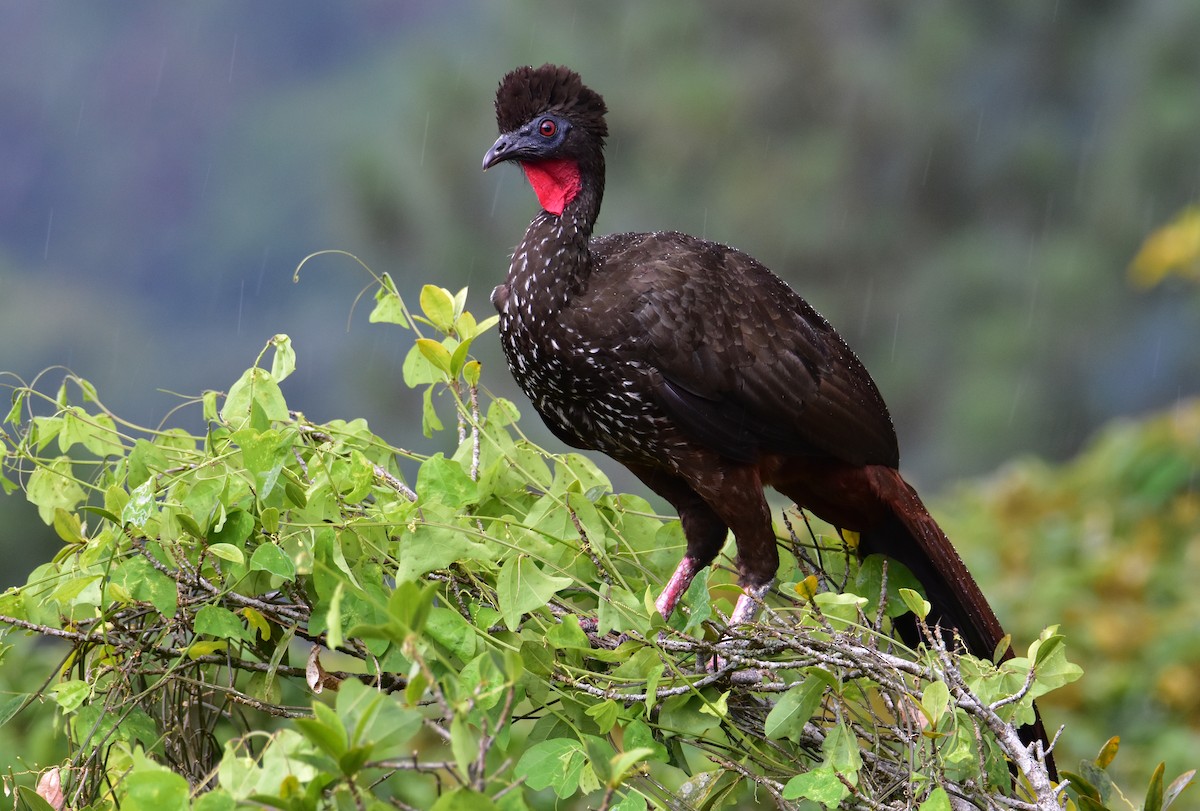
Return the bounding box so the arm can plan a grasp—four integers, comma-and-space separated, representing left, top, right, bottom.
728, 580, 773, 627
674, 463, 778, 673
655, 555, 701, 619
624, 463, 729, 621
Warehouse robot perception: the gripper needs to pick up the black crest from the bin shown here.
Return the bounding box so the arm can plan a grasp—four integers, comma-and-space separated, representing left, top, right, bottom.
494, 64, 608, 141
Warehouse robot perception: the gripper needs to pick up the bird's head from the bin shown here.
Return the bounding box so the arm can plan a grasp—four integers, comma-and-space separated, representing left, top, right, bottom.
483, 64, 608, 216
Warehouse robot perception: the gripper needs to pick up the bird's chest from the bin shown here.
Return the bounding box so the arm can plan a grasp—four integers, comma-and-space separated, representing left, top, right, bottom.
496, 284, 594, 409
494, 283, 666, 458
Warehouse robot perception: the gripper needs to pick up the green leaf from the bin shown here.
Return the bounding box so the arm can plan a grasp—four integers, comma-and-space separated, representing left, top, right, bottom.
486, 397, 520, 426
324, 581, 345, 651
422, 385, 445, 436
59, 407, 124, 457
496, 555, 573, 631
16, 786, 57, 811
922, 680, 951, 725
416, 453, 478, 505
1022, 632, 1082, 691
1146, 762, 1166, 811
234, 426, 291, 500
822, 722, 863, 775
122, 478, 157, 528
386, 580, 438, 635
474, 314, 500, 335
207, 543, 245, 565
249, 542, 296, 580
1061, 770, 1101, 801
856, 554, 924, 618
919, 787, 952, 811
698, 690, 729, 720
622, 719, 668, 764
193, 789, 236, 811
334, 679, 423, 756
429, 789, 500, 811
50, 573, 102, 608
295, 702, 349, 761
211, 508, 255, 547
119, 768, 189, 811
195, 605, 254, 641
546, 613, 592, 650
268, 334, 296, 381
369, 274, 409, 327
221, 367, 288, 430
449, 336, 475, 376
114, 555, 178, 616
450, 714, 477, 783
402, 343, 439, 387
424, 606, 478, 662
0, 693, 30, 728
26, 455, 87, 524
782, 765, 850, 806
611, 792, 649, 811
396, 511, 495, 582
898, 587, 931, 620
52, 507, 86, 544
50, 679, 92, 712
514, 738, 587, 799
127, 439, 168, 487
812, 590, 869, 626
1031, 633, 1065, 668
416, 338, 453, 375
764, 673, 826, 741
4, 388, 25, 425
585, 700, 621, 735
608, 747, 657, 786
420, 284, 456, 333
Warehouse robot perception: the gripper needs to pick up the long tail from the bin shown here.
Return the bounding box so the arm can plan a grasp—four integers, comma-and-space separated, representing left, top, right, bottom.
860, 465, 1057, 779
861, 466, 1005, 658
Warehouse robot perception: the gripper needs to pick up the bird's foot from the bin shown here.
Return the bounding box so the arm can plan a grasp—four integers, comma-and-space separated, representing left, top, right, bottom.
707, 581, 773, 674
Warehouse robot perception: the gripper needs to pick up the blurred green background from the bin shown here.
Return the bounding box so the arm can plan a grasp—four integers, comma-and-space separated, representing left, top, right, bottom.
2, 0, 1198, 789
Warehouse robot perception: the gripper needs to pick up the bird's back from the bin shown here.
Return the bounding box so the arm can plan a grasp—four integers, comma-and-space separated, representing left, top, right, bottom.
570, 230, 900, 470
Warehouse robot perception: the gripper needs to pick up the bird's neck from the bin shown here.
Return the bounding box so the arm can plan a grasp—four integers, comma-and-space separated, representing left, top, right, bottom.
522, 154, 603, 221
507, 159, 604, 312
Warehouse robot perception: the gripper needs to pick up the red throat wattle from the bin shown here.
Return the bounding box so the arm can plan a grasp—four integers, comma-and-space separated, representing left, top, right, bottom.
521, 159, 581, 216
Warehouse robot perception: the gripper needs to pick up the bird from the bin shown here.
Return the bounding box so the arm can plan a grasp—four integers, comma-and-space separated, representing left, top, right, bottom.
481, 64, 1053, 772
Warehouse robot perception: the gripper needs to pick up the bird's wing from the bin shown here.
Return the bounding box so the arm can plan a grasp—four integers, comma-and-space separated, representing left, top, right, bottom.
584, 232, 899, 468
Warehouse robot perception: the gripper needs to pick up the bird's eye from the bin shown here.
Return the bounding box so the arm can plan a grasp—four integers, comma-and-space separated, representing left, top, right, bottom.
538, 119, 558, 137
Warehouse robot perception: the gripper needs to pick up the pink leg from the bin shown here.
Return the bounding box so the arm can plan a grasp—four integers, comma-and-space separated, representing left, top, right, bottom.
655, 556, 701, 619
711, 581, 773, 673
728, 581, 773, 627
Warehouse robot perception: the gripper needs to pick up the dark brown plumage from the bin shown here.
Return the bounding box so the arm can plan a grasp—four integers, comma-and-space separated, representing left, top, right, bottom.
483, 64, 1053, 773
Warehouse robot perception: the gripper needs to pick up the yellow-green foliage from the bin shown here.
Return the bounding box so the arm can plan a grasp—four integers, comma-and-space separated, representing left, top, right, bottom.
939, 401, 1200, 785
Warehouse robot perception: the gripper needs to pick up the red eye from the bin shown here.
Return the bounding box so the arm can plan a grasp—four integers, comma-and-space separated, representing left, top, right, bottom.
538, 119, 557, 137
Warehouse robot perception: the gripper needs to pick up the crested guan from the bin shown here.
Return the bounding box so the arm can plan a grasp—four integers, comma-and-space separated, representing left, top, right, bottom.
482, 64, 1053, 774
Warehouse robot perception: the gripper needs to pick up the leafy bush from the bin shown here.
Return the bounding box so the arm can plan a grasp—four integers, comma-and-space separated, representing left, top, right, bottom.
0, 271, 1187, 810
937, 397, 1200, 795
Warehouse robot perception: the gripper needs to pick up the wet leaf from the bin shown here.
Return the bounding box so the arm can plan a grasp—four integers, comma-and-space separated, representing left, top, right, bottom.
765, 674, 826, 741
496, 555, 572, 630
419, 284, 457, 333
